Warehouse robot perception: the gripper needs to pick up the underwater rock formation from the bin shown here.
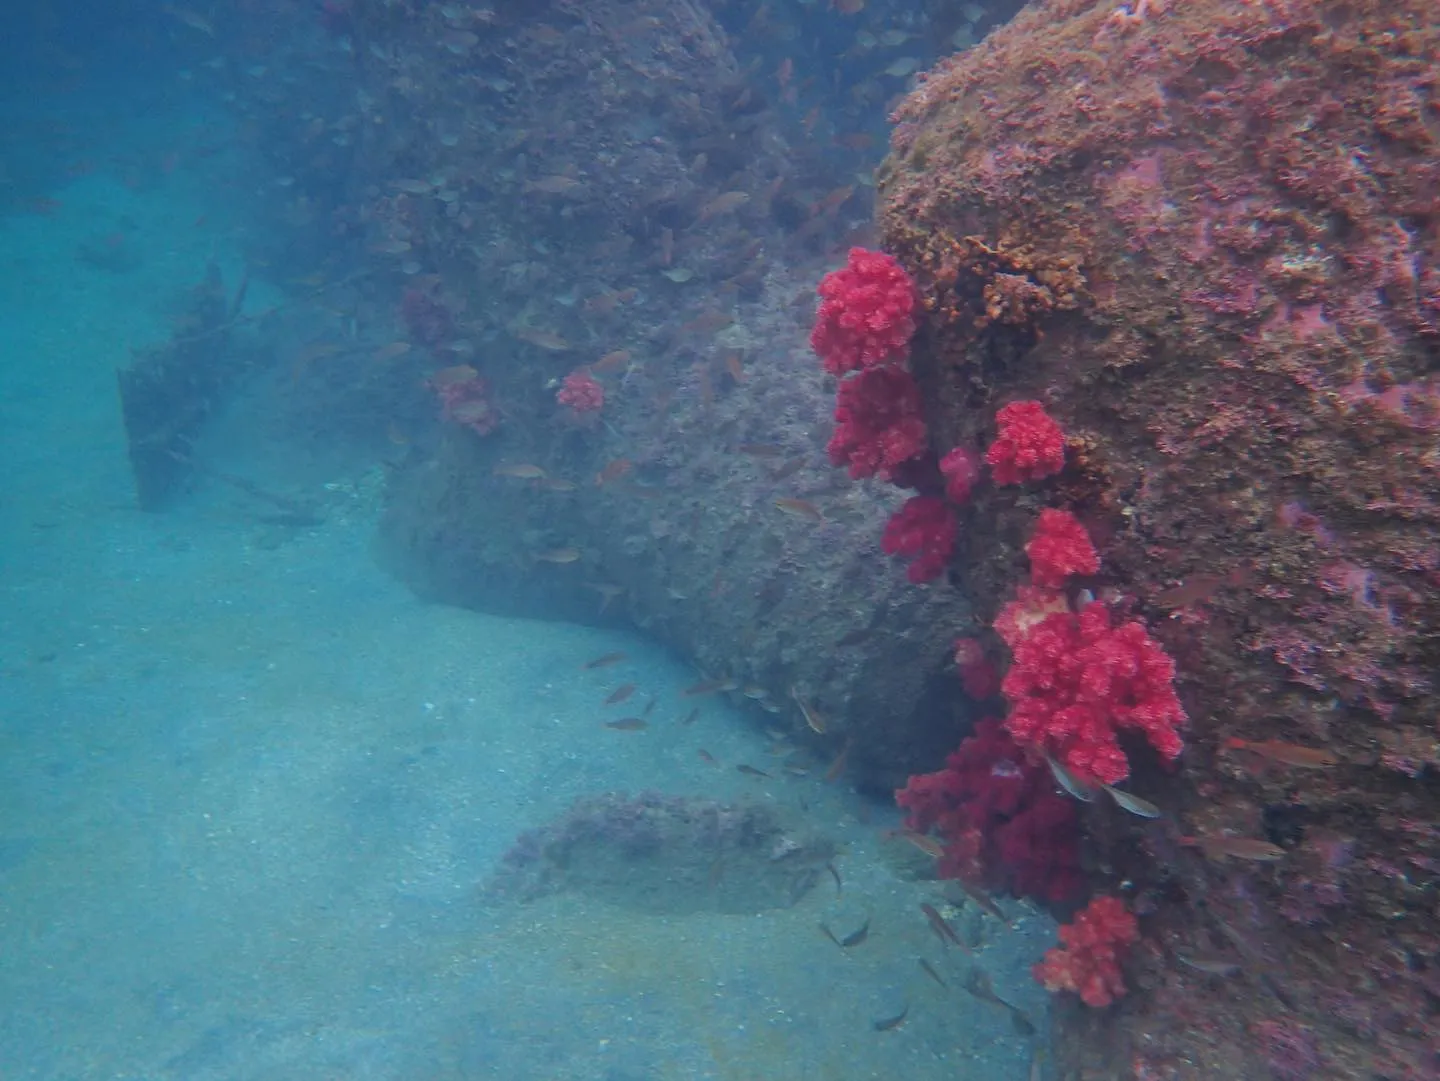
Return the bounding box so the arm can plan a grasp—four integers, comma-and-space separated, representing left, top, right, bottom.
484, 791, 835, 915
368, 0, 979, 790
878, 0, 1440, 1076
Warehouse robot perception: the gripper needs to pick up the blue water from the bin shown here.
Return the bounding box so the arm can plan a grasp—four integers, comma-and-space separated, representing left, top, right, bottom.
0, 5, 1052, 1078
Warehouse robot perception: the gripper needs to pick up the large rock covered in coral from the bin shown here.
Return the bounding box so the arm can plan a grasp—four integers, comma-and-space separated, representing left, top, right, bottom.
879, 1, 1439, 1077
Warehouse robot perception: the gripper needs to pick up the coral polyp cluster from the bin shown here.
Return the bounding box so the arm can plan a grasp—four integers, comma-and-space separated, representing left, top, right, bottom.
1002, 602, 1186, 786
1033, 895, 1138, 1008
811, 247, 919, 376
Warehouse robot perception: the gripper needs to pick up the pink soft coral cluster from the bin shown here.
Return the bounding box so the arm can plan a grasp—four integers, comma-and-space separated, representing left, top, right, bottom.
1002, 602, 1186, 785
881, 496, 956, 583
557, 368, 605, 415
826, 367, 929, 481
1027, 508, 1099, 588
939, 445, 982, 505
811, 247, 918, 376
986, 400, 1067, 484
953, 636, 1000, 699
428, 366, 498, 436
814, 249, 930, 490
1033, 895, 1139, 1007
896, 718, 1083, 903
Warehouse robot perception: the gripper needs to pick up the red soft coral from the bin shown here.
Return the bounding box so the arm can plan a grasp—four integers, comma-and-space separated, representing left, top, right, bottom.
1033, 895, 1139, 1007
827, 366, 929, 481
896, 718, 1082, 903
986, 401, 1066, 484
939, 445, 982, 505
811, 247, 917, 376
1026, 508, 1100, 588
429, 367, 499, 436
1001, 603, 1186, 784
993, 584, 1071, 650
557, 369, 605, 415
953, 637, 1001, 699
881, 496, 956, 583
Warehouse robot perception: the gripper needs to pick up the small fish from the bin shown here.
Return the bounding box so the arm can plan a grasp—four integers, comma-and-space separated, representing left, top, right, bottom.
1102, 784, 1163, 819
524, 175, 586, 195
699, 191, 750, 220
737, 443, 785, 458
371, 238, 413, 255
494, 463, 548, 479
164, 6, 216, 35
1046, 754, 1097, 802
951, 878, 1009, 926
840, 917, 870, 948
920, 903, 969, 952
586, 582, 624, 613
895, 830, 944, 859
1176, 953, 1242, 977
774, 497, 825, 522
441, 29, 478, 53
512, 327, 573, 351
372, 341, 412, 363
661, 267, 694, 283
812, 184, 856, 218
604, 717, 648, 731
680, 708, 699, 725
724, 351, 746, 384
791, 687, 826, 734
824, 739, 851, 783
918, 958, 948, 988
835, 628, 874, 648
1225, 738, 1337, 768
533, 547, 581, 564
390, 178, 434, 194
1184, 835, 1287, 862
872, 1003, 909, 1032
583, 651, 627, 669
540, 478, 579, 493
736, 764, 771, 779
428, 364, 480, 388
1153, 565, 1254, 610
592, 349, 632, 373
1010, 1008, 1037, 1037
883, 57, 920, 77
963, 968, 1035, 1036
641, 698, 657, 718
770, 456, 807, 482
683, 678, 736, 697
697, 748, 717, 764
605, 683, 637, 705
594, 459, 633, 486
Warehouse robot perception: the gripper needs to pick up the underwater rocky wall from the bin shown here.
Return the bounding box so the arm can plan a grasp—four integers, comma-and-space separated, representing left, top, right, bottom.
343, 0, 979, 789
877, 0, 1440, 1076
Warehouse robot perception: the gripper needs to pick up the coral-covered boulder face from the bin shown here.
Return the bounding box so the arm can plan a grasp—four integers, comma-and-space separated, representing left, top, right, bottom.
879, 1, 1440, 1078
